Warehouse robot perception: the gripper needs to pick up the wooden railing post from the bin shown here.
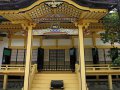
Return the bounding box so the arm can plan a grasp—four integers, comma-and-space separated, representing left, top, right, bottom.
3, 74, 8, 90
108, 74, 113, 90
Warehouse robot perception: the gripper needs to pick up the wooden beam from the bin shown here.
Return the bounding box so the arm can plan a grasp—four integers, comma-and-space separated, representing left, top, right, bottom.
23, 25, 33, 90
78, 25, 87, 90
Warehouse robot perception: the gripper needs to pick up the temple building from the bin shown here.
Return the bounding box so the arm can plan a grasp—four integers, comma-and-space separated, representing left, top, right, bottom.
0, 0, 120, 90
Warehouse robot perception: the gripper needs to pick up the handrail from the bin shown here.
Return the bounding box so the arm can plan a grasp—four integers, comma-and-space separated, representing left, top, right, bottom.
0, 64, 34, 74
75, 64, 89, 90
75, 64, 81, 90
1, 64, 34, 66
0, 65, 25, 72
86, 64, 110, 67
29, 64, 37, 90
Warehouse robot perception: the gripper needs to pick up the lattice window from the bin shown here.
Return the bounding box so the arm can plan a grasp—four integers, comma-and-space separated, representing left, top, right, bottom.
49, 49, 65, 65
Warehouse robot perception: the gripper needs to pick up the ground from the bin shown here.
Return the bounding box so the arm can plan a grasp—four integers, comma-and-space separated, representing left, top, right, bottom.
0, 81, 120, 90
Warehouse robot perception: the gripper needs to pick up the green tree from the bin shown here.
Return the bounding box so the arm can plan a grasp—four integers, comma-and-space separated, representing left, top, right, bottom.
101, 12, 120, 45
101, 12, 120, 66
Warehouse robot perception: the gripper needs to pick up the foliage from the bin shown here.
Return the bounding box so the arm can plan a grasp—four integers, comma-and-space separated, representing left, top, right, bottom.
111, 56, 120, 66
108, 48, 119, 61
100, 12, 120, 66
100, 12, 120, 45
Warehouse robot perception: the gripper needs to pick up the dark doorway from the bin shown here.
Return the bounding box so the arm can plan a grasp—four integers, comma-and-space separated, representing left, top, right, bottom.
92, 48, 99, 64
37, 48, 44, 71
2, 48, 12, 64
69, 48, 76, 72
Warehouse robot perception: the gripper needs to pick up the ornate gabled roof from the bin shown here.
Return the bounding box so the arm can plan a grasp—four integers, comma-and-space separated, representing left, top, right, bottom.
0, 0, 110, 35
0, 0, 117, 10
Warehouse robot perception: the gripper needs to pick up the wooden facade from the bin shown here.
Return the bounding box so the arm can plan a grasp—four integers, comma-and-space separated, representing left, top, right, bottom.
0, 0, 119, 90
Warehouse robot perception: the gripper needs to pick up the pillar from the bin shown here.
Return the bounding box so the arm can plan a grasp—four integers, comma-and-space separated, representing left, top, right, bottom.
71, 36, 74, 47
78, 25, 87, 90
23, 25, 33, 90
3, 74, 8, 90
40, 36, 43, 47
108, 75, 113, 90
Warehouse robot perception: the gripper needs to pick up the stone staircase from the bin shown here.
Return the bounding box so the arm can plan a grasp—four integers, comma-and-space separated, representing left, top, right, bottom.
31, 72, 79, 90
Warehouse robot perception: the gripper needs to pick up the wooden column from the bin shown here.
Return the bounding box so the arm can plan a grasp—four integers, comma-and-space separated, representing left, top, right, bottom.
71, 36, 74, 47
108, 75, 113, 90
23, 25, 33, 90
78, 25, 87, 90
92, 32, 96, 47
8, 32, 12, 48
3, 74, 8, 90
40, 36, 43, 47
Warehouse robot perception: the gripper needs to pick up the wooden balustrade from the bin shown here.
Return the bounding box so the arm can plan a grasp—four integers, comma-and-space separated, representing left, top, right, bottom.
0, 64, 34, 75
86, 64, 120, 75
75, 64, 89, 90
29, 64, 37, 90
75, 64, 81, 90
1, 64, 120, 90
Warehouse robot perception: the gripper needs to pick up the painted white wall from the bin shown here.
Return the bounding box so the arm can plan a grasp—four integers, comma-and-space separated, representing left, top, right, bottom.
33, 38, 40, 46
9, 38, 120, 47
43, 39, 56, 46
58, 39, 71, 46
3, 37, 8, 48
11, 39, 24, 46
84, 38, 93, 45
96, 38, 111, 45
84, 48, 93, 62
74, 38, 93, 46
74, 38, 78, 46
